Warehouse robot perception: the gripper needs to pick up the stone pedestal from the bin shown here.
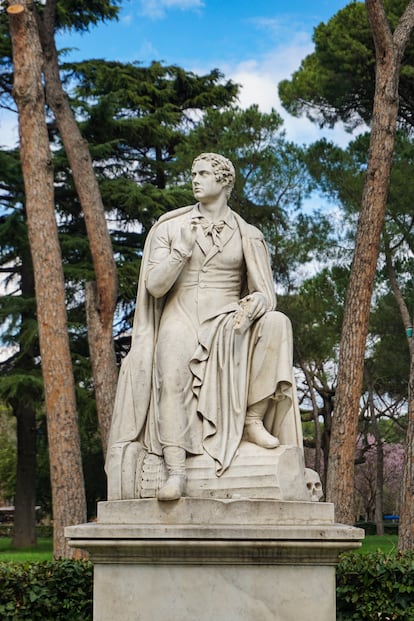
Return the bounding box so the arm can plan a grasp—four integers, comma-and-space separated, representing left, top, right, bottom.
66, 498, 363, 621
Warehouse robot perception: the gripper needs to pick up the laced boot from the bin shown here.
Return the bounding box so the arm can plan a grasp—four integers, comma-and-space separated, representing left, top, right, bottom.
158, 446, 187, 501
243, 410, 280, 449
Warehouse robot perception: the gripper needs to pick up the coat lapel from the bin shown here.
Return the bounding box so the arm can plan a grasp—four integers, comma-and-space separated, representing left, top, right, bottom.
195, 225, 211, 256
202, 219, 236, 265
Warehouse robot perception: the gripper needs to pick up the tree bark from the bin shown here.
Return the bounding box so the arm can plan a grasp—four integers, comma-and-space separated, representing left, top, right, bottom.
8, 0, 86, 558
399, 348, 414, 551
301, 361, 322, 473
326, 0, 414, 524
38, 0, 118, 453
85, 281, 119, 452
12, 400, 37, 547
12, 248, 37, 548
369, 390, 384, 536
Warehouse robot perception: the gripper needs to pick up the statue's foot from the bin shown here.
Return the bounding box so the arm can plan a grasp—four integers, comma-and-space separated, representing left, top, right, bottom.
243, 420, 280, 449
158, 475, 186, 501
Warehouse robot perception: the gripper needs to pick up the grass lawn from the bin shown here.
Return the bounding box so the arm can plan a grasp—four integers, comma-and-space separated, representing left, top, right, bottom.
0, 533, 400, 561
0, 537, 53, 562
355, 533, 399, 554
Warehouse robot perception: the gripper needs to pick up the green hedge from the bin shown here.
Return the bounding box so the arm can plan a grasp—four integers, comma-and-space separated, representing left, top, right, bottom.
337, 551, 414, 620
1, 552, 414, 619
0, 560, 92, 620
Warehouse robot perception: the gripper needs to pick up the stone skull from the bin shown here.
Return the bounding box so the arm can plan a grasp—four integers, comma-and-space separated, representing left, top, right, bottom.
304, 468, 323, 502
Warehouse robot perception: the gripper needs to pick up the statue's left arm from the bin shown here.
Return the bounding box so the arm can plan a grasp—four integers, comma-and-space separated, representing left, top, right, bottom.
242, 233, 276, 314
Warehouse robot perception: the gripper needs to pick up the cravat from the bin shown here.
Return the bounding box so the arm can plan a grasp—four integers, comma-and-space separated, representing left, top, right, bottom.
192, 217, 225, 251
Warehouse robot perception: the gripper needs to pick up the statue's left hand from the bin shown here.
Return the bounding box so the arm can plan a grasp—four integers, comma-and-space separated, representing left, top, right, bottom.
241, 292, 267, 321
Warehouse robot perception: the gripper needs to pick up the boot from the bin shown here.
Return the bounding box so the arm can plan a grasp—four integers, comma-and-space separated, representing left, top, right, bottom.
243, 409, 280, 449
158, 446, 186, 501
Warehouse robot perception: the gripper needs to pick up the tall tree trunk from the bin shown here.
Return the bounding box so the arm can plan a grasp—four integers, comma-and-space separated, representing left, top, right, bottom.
399, 350, 414, 551
321, 394, 333, 494
38, 0, 118, 453
8, 0, 86, 558
301, 361, 322, 473
12, 248, 37, 548
85, 281, 118, 452
326, 0, 414, 524
12, 400, 37, 547
369, 387, 384, 536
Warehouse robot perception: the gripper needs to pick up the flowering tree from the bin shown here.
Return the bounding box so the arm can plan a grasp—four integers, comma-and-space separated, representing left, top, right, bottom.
355, 434, 404, 522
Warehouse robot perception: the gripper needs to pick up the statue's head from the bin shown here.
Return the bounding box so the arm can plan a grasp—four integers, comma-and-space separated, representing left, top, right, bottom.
192, 153, 235, 198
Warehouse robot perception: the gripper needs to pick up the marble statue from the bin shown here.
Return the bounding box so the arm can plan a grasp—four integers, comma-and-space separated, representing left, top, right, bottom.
106, 153, 306, 502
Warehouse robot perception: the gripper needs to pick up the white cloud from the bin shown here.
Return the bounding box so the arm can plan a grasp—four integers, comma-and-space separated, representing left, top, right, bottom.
121, 13, 133, 25
225, 38, 363, 148
135, 39, 160, 61
138, 0, 204, 20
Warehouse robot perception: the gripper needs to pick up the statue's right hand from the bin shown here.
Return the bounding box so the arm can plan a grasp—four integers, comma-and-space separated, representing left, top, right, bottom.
178, 222, 197, 254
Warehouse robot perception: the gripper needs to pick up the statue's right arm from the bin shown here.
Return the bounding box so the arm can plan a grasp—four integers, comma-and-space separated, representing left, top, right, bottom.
145, 221, 195, 298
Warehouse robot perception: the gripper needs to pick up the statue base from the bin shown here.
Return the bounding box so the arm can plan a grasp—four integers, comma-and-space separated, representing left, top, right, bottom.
66, 498, 364, 621
107, 442, 311, 501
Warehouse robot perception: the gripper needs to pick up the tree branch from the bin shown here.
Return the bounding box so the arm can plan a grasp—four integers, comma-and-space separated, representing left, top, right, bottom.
383, 232, 413, 355
365, 0, 393, 60
393, 0, 414, 58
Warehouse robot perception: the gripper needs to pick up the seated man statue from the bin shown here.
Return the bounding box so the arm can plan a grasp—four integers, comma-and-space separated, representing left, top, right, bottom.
106, 152, 303, 501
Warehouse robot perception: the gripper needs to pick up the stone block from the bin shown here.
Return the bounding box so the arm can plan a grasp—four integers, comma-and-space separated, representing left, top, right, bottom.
66, 498, 364, 621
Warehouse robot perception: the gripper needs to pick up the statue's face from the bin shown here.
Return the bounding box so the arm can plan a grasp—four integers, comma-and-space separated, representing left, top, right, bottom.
191, 159, 226, 205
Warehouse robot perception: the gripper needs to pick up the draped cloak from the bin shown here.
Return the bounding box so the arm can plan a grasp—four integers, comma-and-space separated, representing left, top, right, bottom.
105, 205, 303, 478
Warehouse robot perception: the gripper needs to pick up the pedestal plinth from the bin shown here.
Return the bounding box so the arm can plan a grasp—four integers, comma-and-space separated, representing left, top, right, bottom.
66, 499, 363, 621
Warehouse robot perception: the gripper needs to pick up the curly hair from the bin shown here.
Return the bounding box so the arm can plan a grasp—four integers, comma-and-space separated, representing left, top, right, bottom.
192, 152, 236, 198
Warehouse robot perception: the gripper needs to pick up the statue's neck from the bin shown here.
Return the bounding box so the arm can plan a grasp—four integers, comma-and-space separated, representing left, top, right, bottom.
197, 199, 229, 222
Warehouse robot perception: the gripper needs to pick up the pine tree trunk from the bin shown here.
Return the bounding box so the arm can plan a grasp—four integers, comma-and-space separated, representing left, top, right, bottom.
39, 1, 118, 453
8, 1, 86, 558
326, 0, 414, 524
370, 394, 384, 536
12, 400, 37, 548
399, 351, 414, 551
85, 282, 119, 452
383, 238, 414, 549
11, 246, 37, 548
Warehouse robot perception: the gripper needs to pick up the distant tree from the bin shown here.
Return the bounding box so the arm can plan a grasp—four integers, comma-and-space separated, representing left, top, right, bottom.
0, 405, 16, 504
68, 58, 237, 201
354, 434, 404, 522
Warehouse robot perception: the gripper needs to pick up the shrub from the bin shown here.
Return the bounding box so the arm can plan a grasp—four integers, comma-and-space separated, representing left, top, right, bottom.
337, 550, 414, 620
0, 559, 93, 620
2, 552, 414, 619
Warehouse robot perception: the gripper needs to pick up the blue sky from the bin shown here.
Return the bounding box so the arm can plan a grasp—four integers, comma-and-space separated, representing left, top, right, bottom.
59, 0, 349, 70
1, 0, 357, 148
56, 0, 353, 145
